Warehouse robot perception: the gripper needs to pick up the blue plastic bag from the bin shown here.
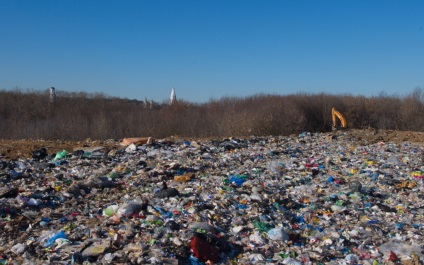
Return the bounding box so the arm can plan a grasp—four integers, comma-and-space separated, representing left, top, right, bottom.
44, 230, 67, 247
229, 175, 247, 186
189, 255, 205, 265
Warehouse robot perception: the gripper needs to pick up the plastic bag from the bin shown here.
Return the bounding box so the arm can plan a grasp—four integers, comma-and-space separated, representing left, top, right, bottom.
103, 205, 119, 217
53, 150, 67, 161
44, 230, 67, 247
267, 227, 289, 241
11, 243, 26, 254
116, 202, 143, 217
228, 174, 248, 186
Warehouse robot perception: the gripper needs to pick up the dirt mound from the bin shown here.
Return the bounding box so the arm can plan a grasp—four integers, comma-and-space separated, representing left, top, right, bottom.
346, 129, 424, 146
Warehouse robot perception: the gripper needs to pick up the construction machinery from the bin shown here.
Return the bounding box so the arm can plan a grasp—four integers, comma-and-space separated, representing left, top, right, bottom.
332, 107, 347, 130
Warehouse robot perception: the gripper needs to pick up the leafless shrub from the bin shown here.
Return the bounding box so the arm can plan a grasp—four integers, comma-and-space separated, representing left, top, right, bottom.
0, 89, 422, 140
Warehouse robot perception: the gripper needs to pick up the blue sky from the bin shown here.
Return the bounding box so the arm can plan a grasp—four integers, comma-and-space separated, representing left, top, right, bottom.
1, 0, 423, 103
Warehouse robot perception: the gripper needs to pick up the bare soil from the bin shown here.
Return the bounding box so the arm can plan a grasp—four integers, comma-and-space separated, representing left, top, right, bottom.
0, 139, 120, 160
345, 129, 424, 146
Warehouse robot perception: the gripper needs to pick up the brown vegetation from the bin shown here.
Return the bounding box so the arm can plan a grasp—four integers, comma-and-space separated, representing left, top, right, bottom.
0, 88, 423, 140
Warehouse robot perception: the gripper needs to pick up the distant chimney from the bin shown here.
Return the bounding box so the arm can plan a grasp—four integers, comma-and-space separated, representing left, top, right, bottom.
169, 87, 176, 105
49, 87, 56, 103
144, 97, 148, 108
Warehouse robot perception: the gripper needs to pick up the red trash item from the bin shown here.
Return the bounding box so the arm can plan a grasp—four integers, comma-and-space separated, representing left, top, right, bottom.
388, 251, 398, 261
190, 236, 220, 263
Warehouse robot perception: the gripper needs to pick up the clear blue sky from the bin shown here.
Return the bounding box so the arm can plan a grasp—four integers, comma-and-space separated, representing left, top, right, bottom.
1, 0, 423, 103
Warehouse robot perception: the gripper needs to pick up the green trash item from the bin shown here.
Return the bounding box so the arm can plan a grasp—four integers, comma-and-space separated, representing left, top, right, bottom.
103, 208, 114, 216
221, 185, 233, 191
141, 220, 150, 226
62, 180, 72, 185
53, 150, 67, 161
108, 172, 120, 179
103, 205, 118, 216
253, 221, 273, 232
336, 200, 344, 206
153, 220, 163, 226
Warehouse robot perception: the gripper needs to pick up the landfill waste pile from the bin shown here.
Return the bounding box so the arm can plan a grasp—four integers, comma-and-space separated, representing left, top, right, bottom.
0, 131, 423, 265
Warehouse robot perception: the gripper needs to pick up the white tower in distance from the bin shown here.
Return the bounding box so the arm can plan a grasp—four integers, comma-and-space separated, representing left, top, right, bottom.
49, 87, 56, 103
169, 87, 176, 105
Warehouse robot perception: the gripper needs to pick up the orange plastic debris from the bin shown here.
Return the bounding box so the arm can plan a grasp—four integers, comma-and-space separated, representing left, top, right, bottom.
120, 137, 153, 146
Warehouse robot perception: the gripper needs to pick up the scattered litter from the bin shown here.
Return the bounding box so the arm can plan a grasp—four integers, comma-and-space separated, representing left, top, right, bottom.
0, 133, 423, 264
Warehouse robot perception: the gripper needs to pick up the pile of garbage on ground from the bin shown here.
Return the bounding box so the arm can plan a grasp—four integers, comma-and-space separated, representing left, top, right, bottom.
0, 132, 423, 264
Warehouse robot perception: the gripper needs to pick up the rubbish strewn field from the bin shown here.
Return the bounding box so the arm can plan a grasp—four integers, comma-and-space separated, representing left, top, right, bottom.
0, 129, 423, 264
1, 129, 423, 160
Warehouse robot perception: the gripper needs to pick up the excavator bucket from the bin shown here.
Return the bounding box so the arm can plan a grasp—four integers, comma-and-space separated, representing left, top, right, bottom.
332, 107, 347, 129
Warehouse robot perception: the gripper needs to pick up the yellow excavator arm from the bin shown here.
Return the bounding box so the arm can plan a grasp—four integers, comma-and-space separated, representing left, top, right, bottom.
332, 107, 347, 129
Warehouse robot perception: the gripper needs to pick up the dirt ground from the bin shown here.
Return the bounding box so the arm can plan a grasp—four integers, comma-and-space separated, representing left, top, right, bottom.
0, 129, 423, 160
345, 129, 424, 146
0, 139, 120, 160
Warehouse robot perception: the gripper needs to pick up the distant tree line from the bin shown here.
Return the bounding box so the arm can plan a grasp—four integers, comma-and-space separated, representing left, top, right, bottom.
0, 88, 423, 140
